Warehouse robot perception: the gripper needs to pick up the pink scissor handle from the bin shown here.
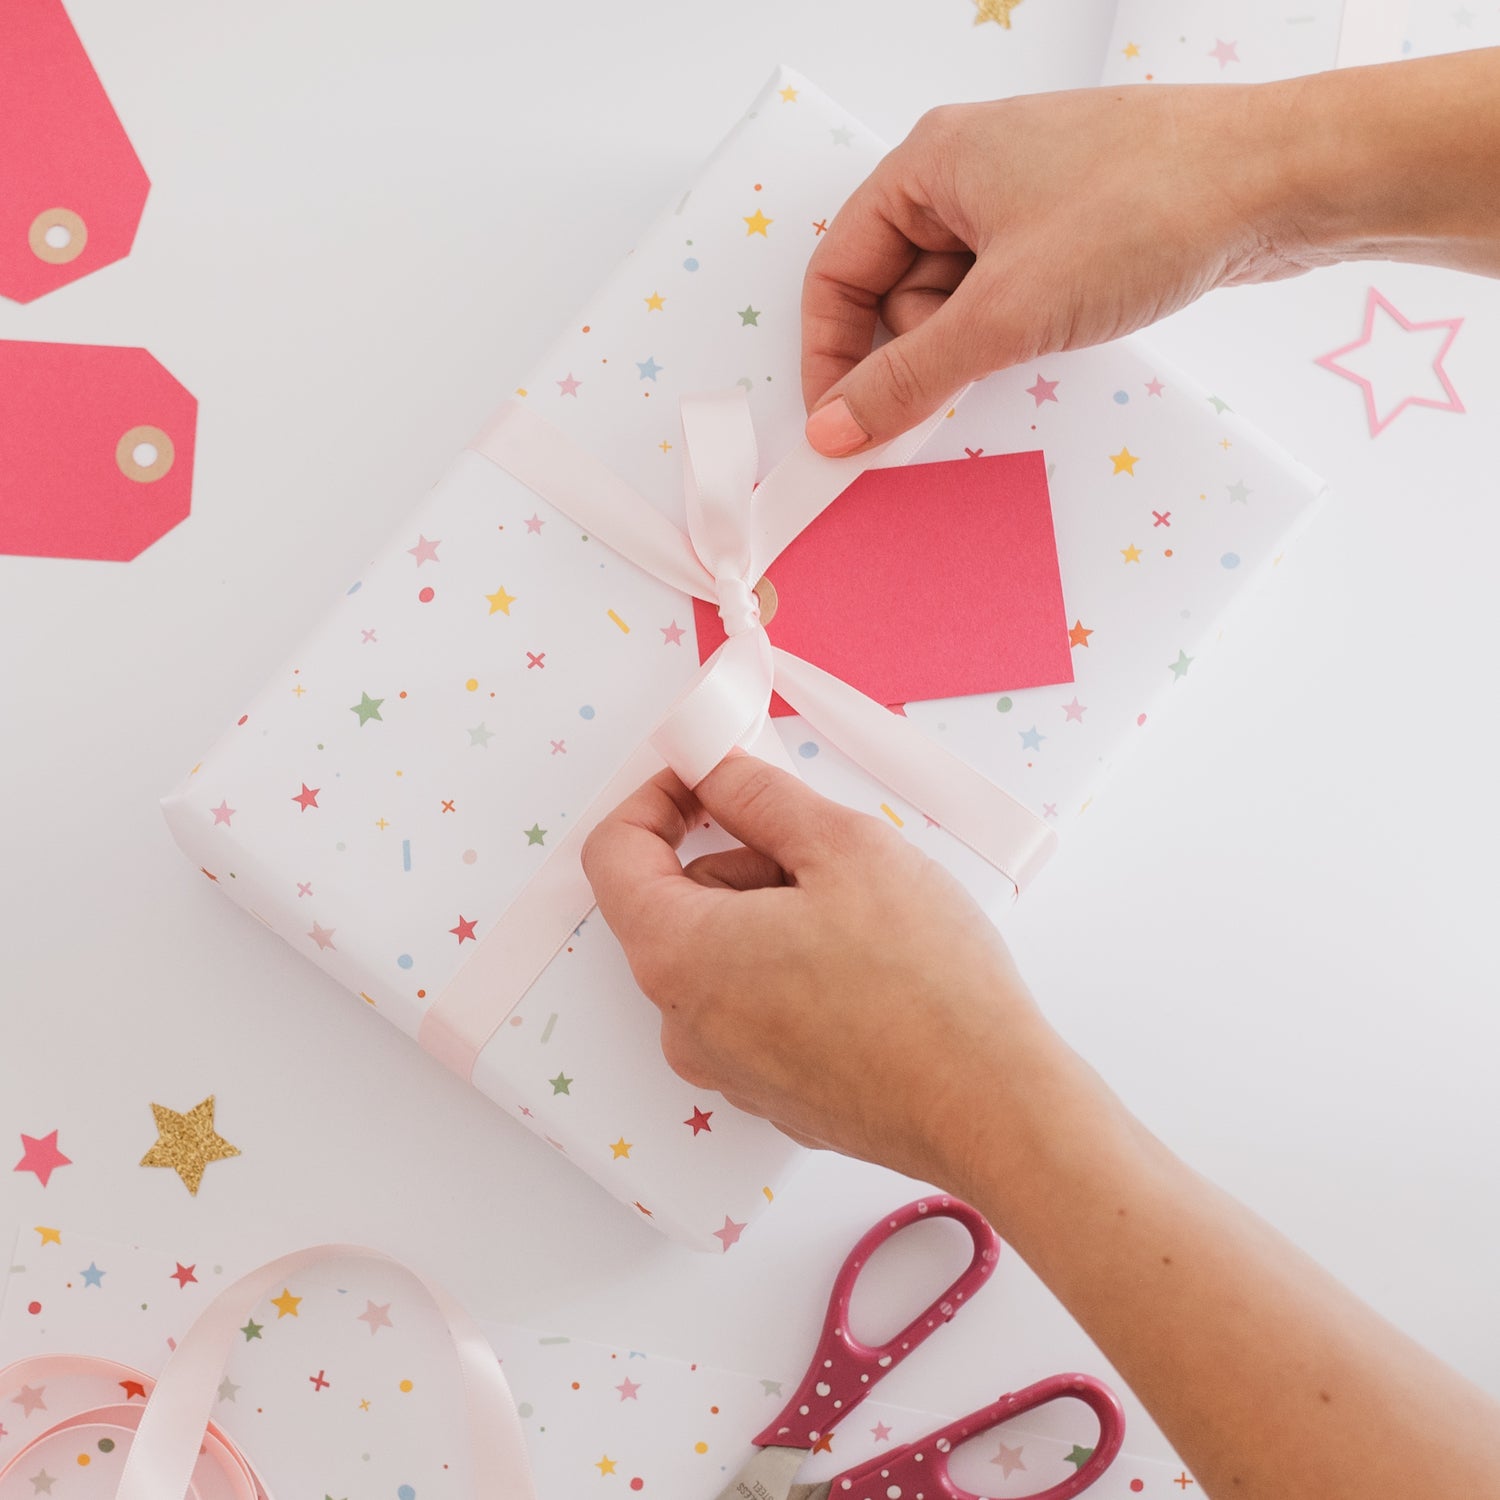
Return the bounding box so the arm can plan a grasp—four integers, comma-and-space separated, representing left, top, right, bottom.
826, 1373, 1125, 1500
754, 1196, 1000, 1450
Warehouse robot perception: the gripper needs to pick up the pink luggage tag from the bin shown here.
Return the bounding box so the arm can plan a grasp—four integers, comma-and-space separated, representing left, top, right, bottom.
0, 341, 197, 561
693, 450, 1074, 715
0, 0, 151, 302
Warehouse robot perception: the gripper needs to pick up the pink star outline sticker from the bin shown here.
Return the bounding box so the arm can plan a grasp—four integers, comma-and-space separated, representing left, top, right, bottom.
307, 922, 337, 951
1025, 374, 1059, 406
209, 800, 235, 826
1314, 287, 1465, 437
556, 372, 582, 397
713, 1215, 747, 1252
615, 1377, 641, 1400
524, 514, 545, 534
407, 534, 442, 566
660, 620, 686, 646
14, 1131, 71, 1187
357, 1300, 393, 1335
1208, 38, 1239, 68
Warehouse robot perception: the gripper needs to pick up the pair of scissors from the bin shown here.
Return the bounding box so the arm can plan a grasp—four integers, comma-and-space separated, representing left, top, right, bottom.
715, 1196, 1124, 1500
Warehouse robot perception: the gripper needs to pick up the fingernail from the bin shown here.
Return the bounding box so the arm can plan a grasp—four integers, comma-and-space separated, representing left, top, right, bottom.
805, 396, 870, 457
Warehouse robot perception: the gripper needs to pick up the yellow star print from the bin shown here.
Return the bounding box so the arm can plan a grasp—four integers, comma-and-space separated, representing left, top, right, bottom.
486, 585, 517, 616
1121, 543, 1142, 563
610, 1137, 633, 1159
139, 1096, 241, 1196
35, 1226, 61, 1246
1110, 447, 1139, 476
596, 1455, 618, 1476
972, 0, 1024, 26
644, 291, 665, 311
1122, 41, 1141, 58
742, 209, 773, 237
779, 85, 798, 102
271, 1288, 303, 1318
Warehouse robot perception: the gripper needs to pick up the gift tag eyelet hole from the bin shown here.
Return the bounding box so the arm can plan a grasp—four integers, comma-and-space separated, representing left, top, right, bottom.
29, 208, 88, 265
116, 425, 176, 484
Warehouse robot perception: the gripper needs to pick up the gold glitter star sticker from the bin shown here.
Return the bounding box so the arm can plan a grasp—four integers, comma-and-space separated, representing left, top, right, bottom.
973, 0, 1024, 26
140, 1096, 240, 1195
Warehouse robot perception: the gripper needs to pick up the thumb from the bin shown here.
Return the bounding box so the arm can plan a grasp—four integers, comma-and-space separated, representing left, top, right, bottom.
803, 277, 999, 457
693, 750, 869, 873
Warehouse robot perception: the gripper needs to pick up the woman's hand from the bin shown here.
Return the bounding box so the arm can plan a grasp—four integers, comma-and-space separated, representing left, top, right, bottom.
581, 751, 1064, 1198
800, 81, 1316, 456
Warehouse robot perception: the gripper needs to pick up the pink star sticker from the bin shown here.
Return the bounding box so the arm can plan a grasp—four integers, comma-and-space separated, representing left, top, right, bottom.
1025, 374, 1059, 406
292, 783, 320, 811
992, 1442, 1027, 1476
1315, 287, 1465, 436
209, 800, 235, 826
615, 1377, 641, 1400
14, 1131, 71, 1187
1208, 38, 1239, 67
407, 534, 442, 566
1145, 377, 1165, 396
357, 1300, 393, 1334
1061, 697, 1087, 723
524, 514, 545, 534
660, 620, 685, 646
11, 1384, 46, 1416
307, 922, 337, 951
556, 372, 582, 397
450, 914, 478, 943
171, 1262, 198, 1289
871, 1421, 892, 1442
712, 1215, 747, 1252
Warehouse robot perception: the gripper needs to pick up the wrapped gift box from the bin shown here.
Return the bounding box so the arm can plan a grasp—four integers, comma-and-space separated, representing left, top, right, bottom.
163, 64, 1323, 1250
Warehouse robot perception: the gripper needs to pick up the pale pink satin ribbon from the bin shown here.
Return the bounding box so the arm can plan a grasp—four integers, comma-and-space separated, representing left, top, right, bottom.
418, 390, 1057, 1080
0, 1247, 535, 1500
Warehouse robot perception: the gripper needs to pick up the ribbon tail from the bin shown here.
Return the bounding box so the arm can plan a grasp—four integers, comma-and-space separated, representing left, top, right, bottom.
772, 649, 1057, 895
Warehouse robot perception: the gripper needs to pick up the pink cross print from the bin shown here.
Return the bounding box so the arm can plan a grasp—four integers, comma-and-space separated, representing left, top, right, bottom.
296, 882, 312, 898
526, 651, 546, 670
1152, 510, 1171, 527
550, 739, 567, 754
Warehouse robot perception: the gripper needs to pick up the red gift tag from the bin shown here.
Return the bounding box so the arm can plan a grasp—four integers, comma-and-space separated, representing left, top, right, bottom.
0, 341, 197, 561
0, 0, 151, 302
693, 450, 1074, 715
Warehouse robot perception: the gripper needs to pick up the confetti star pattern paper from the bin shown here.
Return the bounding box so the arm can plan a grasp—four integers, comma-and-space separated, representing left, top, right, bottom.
0, 1232, 1195, 1499
161, 65, 1322, 1251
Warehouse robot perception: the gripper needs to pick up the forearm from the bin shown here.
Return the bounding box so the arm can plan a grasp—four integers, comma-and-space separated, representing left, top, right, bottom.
944, 1028, 1500, 1499
1278, 48, 1500, 276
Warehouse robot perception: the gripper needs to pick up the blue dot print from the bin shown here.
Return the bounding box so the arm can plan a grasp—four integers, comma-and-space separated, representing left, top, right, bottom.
798, 741, 819, 758
1221, 553, 1240, 570
397, 954, 413, 970
397, 1487, 416, 1500
683, 257, 699, 271
1112, 390, 1129, 404
579, 705, 595, 720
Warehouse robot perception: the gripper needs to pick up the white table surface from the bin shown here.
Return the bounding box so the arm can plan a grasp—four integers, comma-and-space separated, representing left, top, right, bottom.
3, 0, 1497, 1476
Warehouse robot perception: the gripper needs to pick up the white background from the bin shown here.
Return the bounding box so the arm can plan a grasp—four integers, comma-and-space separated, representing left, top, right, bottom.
2, 0, 1497, 1478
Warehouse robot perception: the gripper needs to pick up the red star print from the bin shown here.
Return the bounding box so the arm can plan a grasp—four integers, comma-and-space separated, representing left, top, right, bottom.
13, 1130, 71, 1186
292, 783, 320, 811
120, 1380, 147, 1400
811, 1432, 834, 1455
450, 914, 478, 943
684, 1107, 714, 1136
170, 1262, 198, 1289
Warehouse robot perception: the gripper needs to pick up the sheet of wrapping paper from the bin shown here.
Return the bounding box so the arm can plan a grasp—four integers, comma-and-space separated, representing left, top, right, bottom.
161, 63, 1324, 1249
0, 1229, 1198, 1498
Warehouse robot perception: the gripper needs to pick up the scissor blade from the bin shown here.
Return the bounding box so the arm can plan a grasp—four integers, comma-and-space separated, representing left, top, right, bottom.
713, 1444, 808, 1500
786, 1486, 830, 1500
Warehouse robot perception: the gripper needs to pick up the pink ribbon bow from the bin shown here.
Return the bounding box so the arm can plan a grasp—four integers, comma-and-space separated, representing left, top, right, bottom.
419, 389, 1057, 1080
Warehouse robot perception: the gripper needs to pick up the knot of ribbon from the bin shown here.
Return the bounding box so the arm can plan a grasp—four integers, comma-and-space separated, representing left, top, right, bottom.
417, 388, 1059, 1082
